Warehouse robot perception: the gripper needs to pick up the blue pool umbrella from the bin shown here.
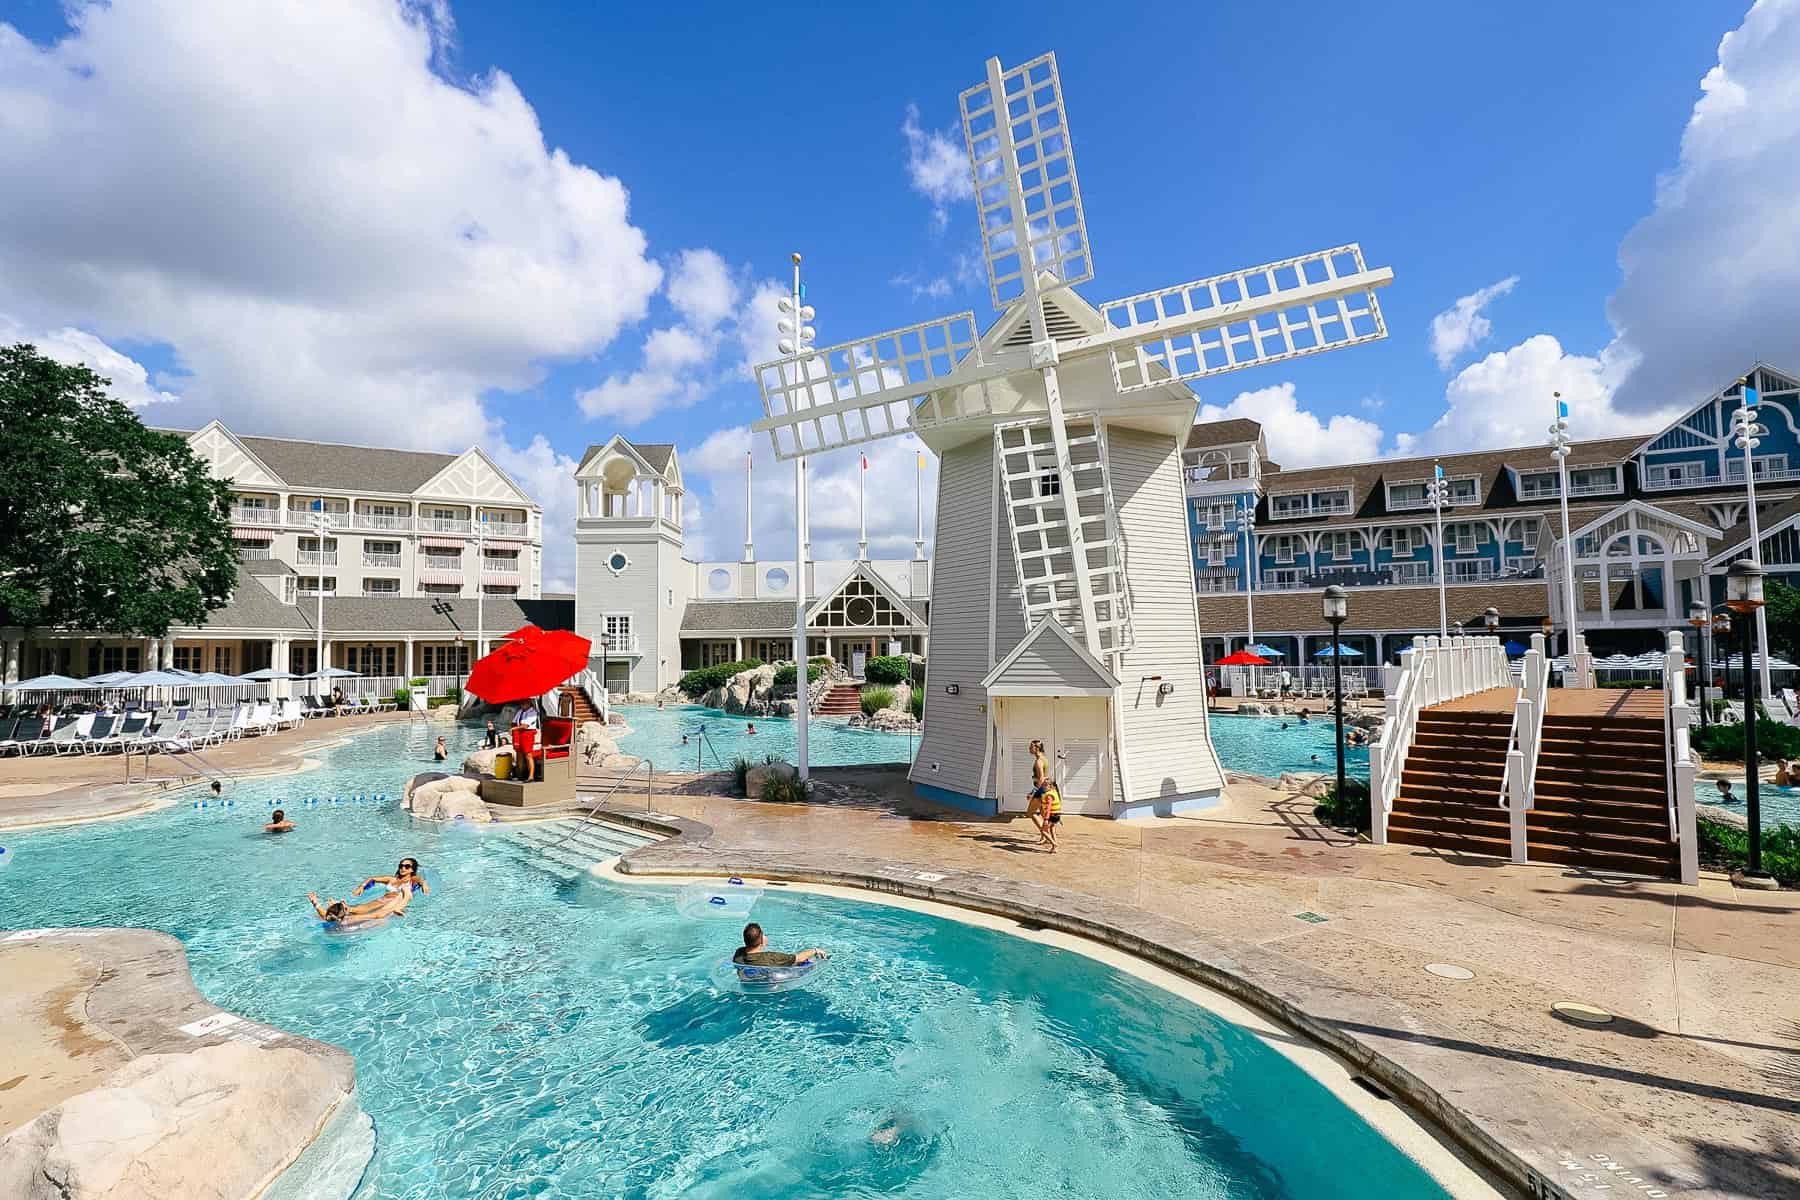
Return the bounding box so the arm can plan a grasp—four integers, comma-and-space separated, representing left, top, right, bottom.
1246, 643, 1286, 657
1502, 640, 1529, 657
1314, 644, 1363, 657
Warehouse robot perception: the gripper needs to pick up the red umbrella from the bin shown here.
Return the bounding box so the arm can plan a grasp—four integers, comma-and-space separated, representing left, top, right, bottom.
466, 628, 591, 704
502, 623, 544, 641
1215, 650, 1271, 666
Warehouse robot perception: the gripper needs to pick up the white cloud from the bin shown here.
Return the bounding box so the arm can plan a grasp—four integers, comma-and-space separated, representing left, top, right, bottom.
665, 248, 739, 330
1607, 0, 1800, 411
1428, 275, 1519, 369
1197, 383, 1385, 468
0, 0, 662, 455
680, 425, 937, 564
890, 273, 952, 301
1393, 334, 1677, 458
489, 435, 580, 592
901, 103, 971, 231
1, 319, 177, 408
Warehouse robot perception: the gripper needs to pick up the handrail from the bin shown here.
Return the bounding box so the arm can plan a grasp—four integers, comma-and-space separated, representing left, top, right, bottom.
1663, 630, 1699, 885
567, 758, 656, 831
1497, 634, 1549, 863
693, 728, 724, 772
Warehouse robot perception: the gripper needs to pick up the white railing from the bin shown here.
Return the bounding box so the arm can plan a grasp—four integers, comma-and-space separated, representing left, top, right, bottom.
422, 557, 463, 572
597, 633, 641, 653
1566, 631, 1595, 688
420, 517, 473, 535
296, 550, 338, 566
1663, 630, 1699, 886
563, 667, 610, 722
481, 557, 521, 573
287, 509, 350, 529
1196, 572, 1240, 593
1388, 493, 1478, 512
356, 513, 414, 532
1443, 558, 1497, 582
1499, 633, 1550, 863
363, 552, 402, 568
1388, 561, 1434, 584
1645, 464, 1800, 491
229, 506, 281, 525
1369, 635, 1511, 844
480, 520, 530, 539
237, 545, 273, 560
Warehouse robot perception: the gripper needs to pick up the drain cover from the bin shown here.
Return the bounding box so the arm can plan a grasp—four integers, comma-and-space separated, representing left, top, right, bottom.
1293, 911, 1329, 924
1425, 963, 1475, 980
1552, 1001, 1614, 1025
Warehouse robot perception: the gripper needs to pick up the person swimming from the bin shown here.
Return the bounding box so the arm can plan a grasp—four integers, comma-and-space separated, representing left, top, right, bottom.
309, 886, 407, 927
264, 808, 296, 833
746, 722, 757, 736
355, 857, 429, 898
433, 736, 448, 762
732, 922, 827, 969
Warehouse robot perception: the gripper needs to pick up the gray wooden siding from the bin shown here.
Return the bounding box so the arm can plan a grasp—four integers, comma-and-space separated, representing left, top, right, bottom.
909, 439, 997, 797
1105, 425, 1226, 800
992, 628, 1111, 690
574, 526, 666, 694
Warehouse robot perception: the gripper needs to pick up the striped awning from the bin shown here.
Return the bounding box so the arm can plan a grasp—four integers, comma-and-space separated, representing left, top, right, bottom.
480, 572, 522, 587
419, 569, 464, 586
419, 536, 465, 550
482, 538, 525, 551
232, 525, 275, 540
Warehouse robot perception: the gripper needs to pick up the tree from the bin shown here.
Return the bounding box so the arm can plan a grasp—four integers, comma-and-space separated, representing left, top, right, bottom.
1762, 579, 1800, 663
0, 344, 237, 639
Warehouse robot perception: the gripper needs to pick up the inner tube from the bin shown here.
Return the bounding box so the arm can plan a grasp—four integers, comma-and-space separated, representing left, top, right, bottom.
677, 877, 762, 919
712, 954, 828, 994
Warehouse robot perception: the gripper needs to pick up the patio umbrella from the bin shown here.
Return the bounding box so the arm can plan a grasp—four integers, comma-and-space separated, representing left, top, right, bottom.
6, 673, 90, 691
1246, 643, 1285, 657
304, 667, 359, 679
465, 628, 591, 703
502, 624, 545, 641
118, 670, 196, 687
1215, 650, 1270, 666
1502, 640, 1530, 657
1313, 644, 1363, 657
82, 670, 136, 685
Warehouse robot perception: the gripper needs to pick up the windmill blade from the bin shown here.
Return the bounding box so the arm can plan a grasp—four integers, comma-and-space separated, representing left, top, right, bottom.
1087, 244, 1393, 392
752, 312, 997, 460
961, 52, 1094, 309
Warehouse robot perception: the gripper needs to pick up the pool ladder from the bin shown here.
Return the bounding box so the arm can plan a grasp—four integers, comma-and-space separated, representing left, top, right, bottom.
692, 728, 724, 772
570, 757, 657, 825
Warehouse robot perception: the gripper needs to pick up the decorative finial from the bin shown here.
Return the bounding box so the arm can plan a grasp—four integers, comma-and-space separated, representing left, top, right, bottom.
791, 252, 802, 264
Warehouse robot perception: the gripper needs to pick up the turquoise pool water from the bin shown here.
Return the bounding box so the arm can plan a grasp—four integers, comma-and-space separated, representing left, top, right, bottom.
615, 703, 921, 768
1208, 713, 1371, 781
1695, 778, 1800, 829
0, 723, 1452, 1199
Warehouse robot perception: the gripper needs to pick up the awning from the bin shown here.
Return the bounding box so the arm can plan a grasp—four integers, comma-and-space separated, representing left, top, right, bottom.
232, 525, 275, 540
482, 538, 525, 551
481, 572, 522, 586
420, 569, 464, 586
419, 536, 465, 550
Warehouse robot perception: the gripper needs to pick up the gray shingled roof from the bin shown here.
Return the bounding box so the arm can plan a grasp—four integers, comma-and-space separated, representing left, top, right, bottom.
1708, 492, 1800, 564
242, 557, 297, 577
315, 595, 538, 635
579, 438, 676, 476
180, 568, 312, 632
236, 435, 458, 493
680, 600, 796, 633
1185, 419, 1263, 450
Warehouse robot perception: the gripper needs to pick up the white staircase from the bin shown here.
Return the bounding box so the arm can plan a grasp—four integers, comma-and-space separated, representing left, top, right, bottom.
994, 414, 1133, 654
507, 819, 661, 881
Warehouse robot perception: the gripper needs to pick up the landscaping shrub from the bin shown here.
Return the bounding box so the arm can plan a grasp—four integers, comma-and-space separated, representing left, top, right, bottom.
759, 773, 812, 804
1598, 678, 1658, 690
1697, 816, 1800, 886
864, 655, 910, 685
409, 677, 428, 687
808, 655, 833, 669
772, 663, 822, 688
677, 659, 762, 697
910, 689, 924, 720
1314, 778, 1371, 832
732, 755, 754, 796
860, 685, 895, 716
392, 686, 411, 709
1692, 718, 1800, 762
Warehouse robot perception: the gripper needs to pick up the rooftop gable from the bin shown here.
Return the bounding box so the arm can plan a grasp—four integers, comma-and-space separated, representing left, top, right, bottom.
980, 617, 1119, 695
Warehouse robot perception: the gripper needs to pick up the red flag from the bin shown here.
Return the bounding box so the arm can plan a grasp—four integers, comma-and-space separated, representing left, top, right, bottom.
861, 454, 868, 470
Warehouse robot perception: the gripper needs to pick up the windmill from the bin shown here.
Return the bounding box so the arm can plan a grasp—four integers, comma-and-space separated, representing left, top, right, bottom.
753, 52, 1393, 817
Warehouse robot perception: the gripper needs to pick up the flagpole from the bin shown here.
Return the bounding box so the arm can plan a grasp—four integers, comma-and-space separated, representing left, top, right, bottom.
858, 454, 868, 561
914, 451, 925, 560
788, 252, 810, 784
743, 451, 754, 562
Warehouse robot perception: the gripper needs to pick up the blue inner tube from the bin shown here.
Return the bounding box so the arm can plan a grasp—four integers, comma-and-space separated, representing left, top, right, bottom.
712, 954, 828, 994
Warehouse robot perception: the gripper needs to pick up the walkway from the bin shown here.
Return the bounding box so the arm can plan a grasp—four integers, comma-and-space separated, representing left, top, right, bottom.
1432, 686, 1666, 721
592, 770, 1799, 1200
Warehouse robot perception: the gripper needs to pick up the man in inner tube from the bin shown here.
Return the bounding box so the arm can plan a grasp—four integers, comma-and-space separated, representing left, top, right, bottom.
732, 922, 828, 970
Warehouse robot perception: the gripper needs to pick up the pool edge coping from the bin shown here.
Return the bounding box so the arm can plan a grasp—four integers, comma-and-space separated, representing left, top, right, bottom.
594, 805, 1721, 1200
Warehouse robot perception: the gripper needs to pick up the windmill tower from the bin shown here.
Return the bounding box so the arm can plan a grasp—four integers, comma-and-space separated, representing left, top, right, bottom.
754, 52, 1393, 818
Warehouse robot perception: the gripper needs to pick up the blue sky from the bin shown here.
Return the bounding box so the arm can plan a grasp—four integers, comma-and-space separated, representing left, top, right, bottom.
2, 1, 1796, 588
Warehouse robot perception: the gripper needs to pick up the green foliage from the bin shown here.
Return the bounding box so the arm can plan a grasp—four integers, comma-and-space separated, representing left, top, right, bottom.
0, 344, 238, 636
1598, 678, 1658, 690
427, 695, 458, 708
759, 772, 812, 804
1697, 816, 1800, 886
392, 687, 411, 709
859, 685, 895, 716
863, 655, 910, 685
409, 677, 428, 687
772, 662, 822, 688
1314, 778, 1371, 832
677, 659, 762, 697
1692, 718, 1800, 762
1763, 580, 1800, 662
910, 689, 924, 720
1707, 698, 1730, 721
808, 655, 833, 669
732, 755, 754, 796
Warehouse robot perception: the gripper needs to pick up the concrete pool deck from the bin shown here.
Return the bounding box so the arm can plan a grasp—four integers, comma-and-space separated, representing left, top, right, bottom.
583, 770, 1800, 1200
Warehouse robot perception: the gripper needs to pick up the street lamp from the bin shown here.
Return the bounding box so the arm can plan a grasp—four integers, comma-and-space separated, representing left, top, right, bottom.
1688, 601, 1711, 729
1239, 496, 1257, 653
1483, 606, 1499, 639
1730, 378, 1774, 702
1548, 393, 1580, 666
1425, 464, 1450, 637
1712, 611, 1732, 705
1322, 585, 1349, 809
1725, 559, 1773, 886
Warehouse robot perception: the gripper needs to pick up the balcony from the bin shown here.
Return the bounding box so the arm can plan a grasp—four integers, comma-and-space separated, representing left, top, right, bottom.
481, 557, 521, 574
363, 552, 402, 569
355, 512, 415, 532
229, 506, 280, 525
420, 517, 473, 535
1196, 571, 1240, 594
1268, 497, 1353, 520
596, 633, 641, 653
422, 556, 463, 572
1443, 559, 1498, 583
1644, 464, 1800, 491
287, 509, 350, 530
479, 520, 529, 539
1387, 493, 1478, 512
296, 550, 338, 566
237, 544, 273, 560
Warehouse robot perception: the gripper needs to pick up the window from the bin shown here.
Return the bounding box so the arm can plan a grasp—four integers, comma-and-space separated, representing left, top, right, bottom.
482, 584, 519, 596
1517, 470, 1559, 498
1271, 494, 1309, 519
1568, 466, 1620, 496
765, 566, 790, 591
1517, 518, 1539, 551
297, 576, 337, 595
1271, 536, 1297, 564
1037, 471, 1060, 498
1197, 537, 1235, 565
421, 582, 460, 595
604, 614, 632, 650
420, 644, 469, 677
212, 646, 232, 674
281, 576, 296, 604
345, 645, 398, 676
1384, 528, 1413, 556
708, 568, 732, 593
1322, 532, 1355, 560
172, 646, 200, 671
236, 539, 272, 559
1452, 525, 1478, 554
606, 550, 630, 574
1201, 501, 1236, 529
363, 578, 400, 595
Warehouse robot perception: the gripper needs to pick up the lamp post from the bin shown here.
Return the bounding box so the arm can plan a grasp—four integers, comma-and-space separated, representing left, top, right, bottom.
1426, 465, 1449, 637
1688, 601, 1711, 729
1726, 560, 1772, 885
1730, 378, 1774, 702
778, 251, 817, 783
1483, 606, 1499, 638
1322, 585, 1349, 808
1239, 496, 1257, 651
1548, 393, 1580, 665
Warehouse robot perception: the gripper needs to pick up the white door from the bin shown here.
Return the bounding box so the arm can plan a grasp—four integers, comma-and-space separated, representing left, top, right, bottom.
851, 648, 867, 678
1001, 697, 1055, 813
999, 696, 1111, 815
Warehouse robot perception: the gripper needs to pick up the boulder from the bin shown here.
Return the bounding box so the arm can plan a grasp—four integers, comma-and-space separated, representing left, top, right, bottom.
400, 771, 449, 809
0, 1042, 351, 1200
1277, 771, 1331, 796
1696, 801, 1748, 829
745, 760, 797, 799
890, 680, 913, 714
407, 776, 489, 823
462, 746, 503, 777
864, 707, 920, 733
771, 698, 798, 718
576, 722, 618, 766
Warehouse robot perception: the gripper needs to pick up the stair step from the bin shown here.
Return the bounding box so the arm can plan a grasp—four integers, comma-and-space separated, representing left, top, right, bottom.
1529, 792, 1668, 820
1388, 826, 1511, 857
1525, 840, 1677, 878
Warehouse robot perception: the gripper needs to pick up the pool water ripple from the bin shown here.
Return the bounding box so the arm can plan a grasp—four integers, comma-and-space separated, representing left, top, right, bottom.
0, 722, 1448, 1199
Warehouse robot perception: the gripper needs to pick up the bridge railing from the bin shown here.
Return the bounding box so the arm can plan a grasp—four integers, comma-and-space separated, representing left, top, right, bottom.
1499, 633, 1550, 862
1663, 630, 1699, 886
1369, 634, 1511, 844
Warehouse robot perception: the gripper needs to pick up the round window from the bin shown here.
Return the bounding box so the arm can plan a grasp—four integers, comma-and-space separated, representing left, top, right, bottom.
608, 552, 629, 573
708, 568, 732, 593
845, 596, 876, 626
765, 567, 790, 592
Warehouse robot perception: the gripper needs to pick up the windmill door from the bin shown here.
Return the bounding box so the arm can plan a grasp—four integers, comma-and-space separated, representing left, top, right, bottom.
1000, 697, 1112, 816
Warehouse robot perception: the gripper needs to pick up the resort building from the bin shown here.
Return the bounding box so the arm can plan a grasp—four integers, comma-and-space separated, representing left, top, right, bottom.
1184, 362, 1800, 663
573, 436, 929, 694
1, 421, 558, 688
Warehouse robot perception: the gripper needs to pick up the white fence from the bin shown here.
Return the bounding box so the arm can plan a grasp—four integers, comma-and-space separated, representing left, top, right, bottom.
1499, 634, 1551, 862
1663, 631, 1699, 886
1369, 635, 1511, 844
